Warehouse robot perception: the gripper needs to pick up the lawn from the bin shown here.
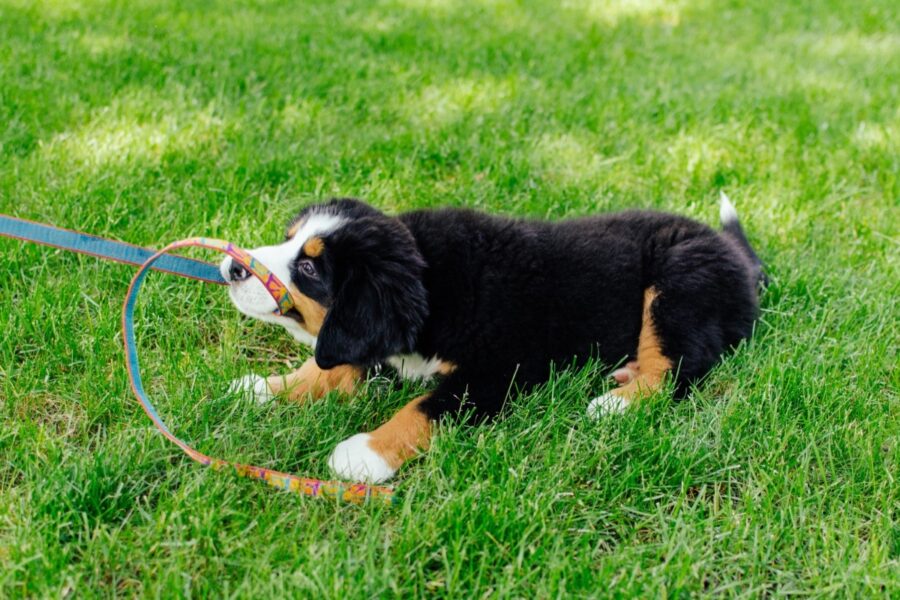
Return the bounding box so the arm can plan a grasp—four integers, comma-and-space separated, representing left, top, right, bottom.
1, 0, 898, 596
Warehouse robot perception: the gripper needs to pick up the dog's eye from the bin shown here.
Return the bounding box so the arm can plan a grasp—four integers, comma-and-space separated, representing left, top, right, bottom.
298, 259, 318, 279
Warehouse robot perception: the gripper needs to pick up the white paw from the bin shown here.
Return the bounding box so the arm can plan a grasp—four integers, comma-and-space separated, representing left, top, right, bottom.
327, 433, 396, 483
228, 374, 274, 404
587, 392, 630, 420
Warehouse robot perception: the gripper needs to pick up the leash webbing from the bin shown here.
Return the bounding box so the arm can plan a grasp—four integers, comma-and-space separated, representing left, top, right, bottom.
0, 214, 225, 284
1, 214, 395, 505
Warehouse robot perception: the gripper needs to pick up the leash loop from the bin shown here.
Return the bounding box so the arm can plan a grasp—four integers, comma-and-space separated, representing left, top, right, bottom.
122, 238, 395, 505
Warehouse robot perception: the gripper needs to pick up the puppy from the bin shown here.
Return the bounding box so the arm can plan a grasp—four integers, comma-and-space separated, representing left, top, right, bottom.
222, 194, 765, 483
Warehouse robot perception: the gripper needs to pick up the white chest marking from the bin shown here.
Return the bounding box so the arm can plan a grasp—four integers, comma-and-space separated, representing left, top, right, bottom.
387, 353, 447, 381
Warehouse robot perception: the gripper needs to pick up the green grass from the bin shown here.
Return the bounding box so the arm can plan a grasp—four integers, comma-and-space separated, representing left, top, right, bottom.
1, 0, 898, 596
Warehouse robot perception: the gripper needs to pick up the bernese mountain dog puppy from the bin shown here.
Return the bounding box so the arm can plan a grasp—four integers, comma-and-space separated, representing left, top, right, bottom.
221, 194, 765, 483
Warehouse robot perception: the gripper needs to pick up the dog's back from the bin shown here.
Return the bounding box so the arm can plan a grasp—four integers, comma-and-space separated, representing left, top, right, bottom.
401, 204, 762, 396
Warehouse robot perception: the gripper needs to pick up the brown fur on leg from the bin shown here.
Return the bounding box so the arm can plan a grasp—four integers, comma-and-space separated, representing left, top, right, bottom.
367, 395, 432, 470
610, 287, 672, 405
265, 358, 361, 402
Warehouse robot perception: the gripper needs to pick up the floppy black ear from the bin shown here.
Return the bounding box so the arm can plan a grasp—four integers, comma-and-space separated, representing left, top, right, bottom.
314, 216, 428, 369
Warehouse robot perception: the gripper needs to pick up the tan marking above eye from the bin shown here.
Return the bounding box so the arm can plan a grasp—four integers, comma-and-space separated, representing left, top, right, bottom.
303, 236, 325, 257
367, 395, 432, 470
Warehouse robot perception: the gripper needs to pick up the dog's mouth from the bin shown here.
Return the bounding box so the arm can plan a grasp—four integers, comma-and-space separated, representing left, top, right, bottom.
225, 278, 307, 325
220, 254, 323, 346
283, 307, 305, 324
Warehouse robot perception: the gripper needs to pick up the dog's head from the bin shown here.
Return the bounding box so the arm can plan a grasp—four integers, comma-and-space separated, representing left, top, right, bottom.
221, 198, 428, 369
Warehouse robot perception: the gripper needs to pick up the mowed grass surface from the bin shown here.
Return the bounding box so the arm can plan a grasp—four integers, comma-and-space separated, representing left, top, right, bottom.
1, 0, 898, 596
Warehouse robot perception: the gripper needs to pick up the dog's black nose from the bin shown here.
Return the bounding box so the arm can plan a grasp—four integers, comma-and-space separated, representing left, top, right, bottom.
228, 260, 251, 282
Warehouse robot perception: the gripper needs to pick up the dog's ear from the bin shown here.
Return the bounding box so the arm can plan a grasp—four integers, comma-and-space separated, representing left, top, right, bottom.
314, 216, 428, 369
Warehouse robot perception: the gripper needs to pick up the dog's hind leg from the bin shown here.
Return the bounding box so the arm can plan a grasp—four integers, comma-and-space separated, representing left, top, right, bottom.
588, 225, 760, 419
588, 287, 671, 418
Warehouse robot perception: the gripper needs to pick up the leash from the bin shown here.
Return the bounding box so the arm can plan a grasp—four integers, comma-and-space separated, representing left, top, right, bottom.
1, 214, 395, 505
0, 214, 225, 284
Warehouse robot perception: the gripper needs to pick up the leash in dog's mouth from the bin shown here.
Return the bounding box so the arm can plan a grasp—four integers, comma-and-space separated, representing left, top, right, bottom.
282, 306, 306, 324
0, 214, 394, 505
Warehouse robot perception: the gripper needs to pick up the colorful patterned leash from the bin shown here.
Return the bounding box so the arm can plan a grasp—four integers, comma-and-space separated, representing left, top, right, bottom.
1, 215, 395, 505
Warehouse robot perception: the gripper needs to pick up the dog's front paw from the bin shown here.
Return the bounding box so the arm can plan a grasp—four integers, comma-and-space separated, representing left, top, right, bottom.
587, 391, 629, 420
228, 374, 274, 404
327, 433, 396, 483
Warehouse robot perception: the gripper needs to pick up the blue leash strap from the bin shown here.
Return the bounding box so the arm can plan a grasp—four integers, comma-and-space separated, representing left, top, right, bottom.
0, 213, 226, 284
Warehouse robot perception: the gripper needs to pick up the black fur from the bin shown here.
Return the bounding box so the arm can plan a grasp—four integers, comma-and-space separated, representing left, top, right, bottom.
292, 199, 764, 423
314, 214, 428, 369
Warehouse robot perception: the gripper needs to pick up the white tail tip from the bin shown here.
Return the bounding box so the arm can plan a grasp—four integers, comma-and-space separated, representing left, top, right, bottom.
719, 191, 739, 225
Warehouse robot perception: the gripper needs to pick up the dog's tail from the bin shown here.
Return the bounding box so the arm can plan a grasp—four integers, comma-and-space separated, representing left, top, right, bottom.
719, 191, 768, 288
